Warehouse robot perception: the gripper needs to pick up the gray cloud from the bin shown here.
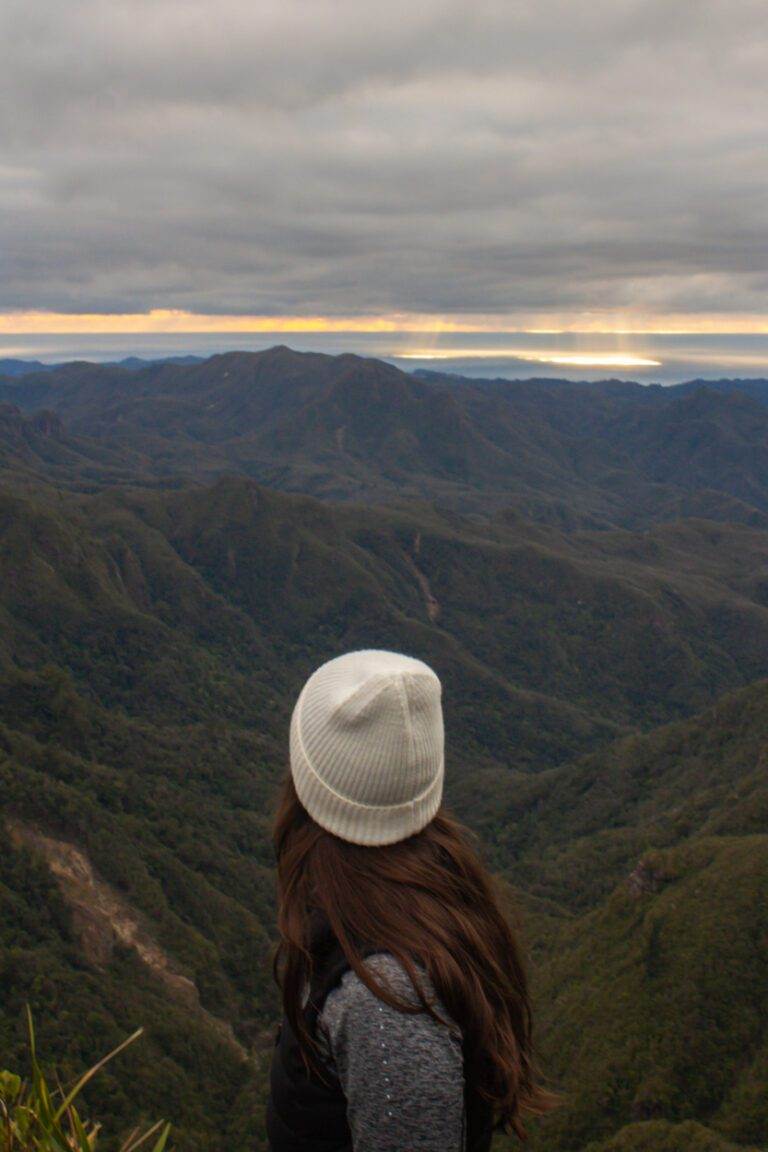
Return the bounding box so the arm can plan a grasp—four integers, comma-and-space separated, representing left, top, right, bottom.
1, 0, 767, 319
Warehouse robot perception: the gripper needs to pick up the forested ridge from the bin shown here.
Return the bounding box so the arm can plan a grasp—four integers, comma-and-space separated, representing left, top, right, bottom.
1, 348, 766, 1151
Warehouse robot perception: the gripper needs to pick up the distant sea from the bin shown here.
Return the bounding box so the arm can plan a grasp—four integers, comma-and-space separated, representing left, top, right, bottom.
3, 331, 768, 385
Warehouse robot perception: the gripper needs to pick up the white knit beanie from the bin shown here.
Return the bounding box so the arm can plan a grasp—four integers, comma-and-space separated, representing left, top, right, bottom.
289, 649, 444, 846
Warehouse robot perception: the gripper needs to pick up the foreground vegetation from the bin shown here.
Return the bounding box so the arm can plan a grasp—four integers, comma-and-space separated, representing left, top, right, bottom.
0, 1013, 170, 1152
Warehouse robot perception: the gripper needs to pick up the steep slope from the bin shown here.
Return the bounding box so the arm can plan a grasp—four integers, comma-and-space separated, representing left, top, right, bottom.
484, 680, 768, 1151
488, 677, 768, 908
0, 705, 273, 1152
529, 835, 768, 1151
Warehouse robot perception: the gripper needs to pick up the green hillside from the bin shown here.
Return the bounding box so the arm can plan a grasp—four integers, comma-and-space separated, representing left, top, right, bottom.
487, 681, 768, 1151
529, 835, 768, 1150
488, 677, 768, 906
0, 702, 274, 1151
4, 474, 768, 817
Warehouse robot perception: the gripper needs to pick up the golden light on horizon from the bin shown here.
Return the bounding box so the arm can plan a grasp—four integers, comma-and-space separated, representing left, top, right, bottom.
0, 308, 767, 337
398, 349, 663, 368
0, 310, 425, 336
537, 353, 662, 368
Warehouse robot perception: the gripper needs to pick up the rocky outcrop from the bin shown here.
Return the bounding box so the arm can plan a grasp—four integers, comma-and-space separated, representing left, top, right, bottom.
6, 818, 246, 1057
627, 857, 669, 898
0, 404, 63, 445
29, 409, 64, 439
406, 533, 440, 622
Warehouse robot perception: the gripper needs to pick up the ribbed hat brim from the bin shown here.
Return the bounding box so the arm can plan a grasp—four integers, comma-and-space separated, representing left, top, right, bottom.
290, 697, 444, 846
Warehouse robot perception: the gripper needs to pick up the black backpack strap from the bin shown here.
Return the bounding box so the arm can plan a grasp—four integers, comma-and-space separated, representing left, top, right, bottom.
266, 929, 377, 1152
304, 934, 383, 1042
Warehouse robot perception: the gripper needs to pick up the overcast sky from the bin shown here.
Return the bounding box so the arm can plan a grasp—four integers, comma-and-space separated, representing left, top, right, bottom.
1, 0, 767, 327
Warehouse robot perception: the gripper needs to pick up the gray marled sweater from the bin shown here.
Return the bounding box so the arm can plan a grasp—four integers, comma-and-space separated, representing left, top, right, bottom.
316, 953, 465, 1152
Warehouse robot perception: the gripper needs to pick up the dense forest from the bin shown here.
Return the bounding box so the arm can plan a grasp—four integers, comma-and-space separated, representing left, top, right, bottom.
1, 348, 766, 1151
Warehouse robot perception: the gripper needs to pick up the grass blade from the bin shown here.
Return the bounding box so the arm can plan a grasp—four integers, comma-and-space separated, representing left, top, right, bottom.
53, 1028, 144, 1123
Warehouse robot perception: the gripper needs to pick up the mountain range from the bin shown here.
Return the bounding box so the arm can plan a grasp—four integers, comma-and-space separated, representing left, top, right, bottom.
3, 347, 768, 525
1, 347, 766, 1151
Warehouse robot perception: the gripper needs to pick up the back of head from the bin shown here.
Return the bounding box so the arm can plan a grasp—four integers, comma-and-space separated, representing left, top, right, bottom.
275, 649, 556, 1137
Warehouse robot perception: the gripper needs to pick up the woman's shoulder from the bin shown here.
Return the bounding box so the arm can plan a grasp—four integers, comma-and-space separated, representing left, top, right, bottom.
317, 953, 466, 1147
319, 951, 462, 1045
343, 951, 431, 1001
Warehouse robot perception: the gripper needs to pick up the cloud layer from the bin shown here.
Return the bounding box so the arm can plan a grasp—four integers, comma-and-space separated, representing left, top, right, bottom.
2, 0, 767, 322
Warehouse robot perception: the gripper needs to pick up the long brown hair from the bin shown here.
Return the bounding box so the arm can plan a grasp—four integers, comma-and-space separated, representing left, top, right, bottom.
273, 775, 557, 1138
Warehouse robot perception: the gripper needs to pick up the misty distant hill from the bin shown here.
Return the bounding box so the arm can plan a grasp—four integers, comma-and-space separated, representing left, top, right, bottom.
116, 354, 205, 370
0, 353, 204, 378
0, 357, 54, 376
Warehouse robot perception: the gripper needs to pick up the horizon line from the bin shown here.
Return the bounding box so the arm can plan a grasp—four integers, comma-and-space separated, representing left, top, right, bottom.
2, 309, 768, 337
